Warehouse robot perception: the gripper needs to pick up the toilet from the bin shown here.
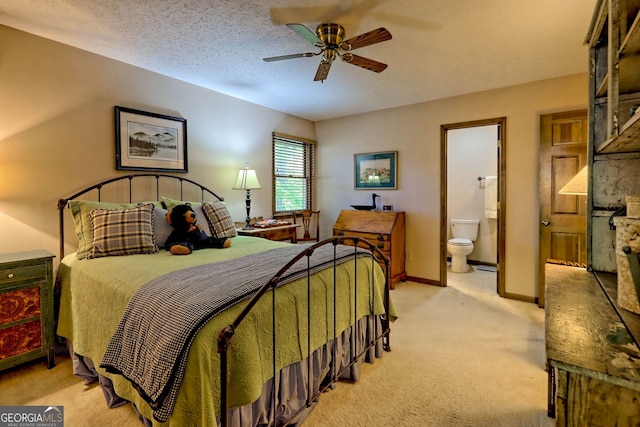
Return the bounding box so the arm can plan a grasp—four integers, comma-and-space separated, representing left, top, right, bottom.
447, 219, 480, 273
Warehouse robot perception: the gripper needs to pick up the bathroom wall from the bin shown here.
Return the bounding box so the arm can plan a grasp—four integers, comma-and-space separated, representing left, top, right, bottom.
447, 125, 498, 264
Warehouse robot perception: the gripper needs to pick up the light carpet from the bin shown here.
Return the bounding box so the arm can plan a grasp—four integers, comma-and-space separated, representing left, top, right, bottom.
0, 268, 553, 426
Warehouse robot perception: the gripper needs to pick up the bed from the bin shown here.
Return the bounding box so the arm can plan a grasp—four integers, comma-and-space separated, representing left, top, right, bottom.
55, 174, 394, 426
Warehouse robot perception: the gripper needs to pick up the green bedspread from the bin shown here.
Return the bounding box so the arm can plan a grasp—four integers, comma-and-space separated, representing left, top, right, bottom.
57, 236, 392, 426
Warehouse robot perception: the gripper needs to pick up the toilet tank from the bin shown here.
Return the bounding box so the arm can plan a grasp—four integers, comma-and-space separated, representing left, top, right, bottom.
450, 219, 480, 241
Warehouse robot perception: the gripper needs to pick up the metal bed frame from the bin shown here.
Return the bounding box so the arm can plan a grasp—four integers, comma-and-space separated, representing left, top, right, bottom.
57, 173, 223, 260
218, 236, 392, 426
57, 174, 392, 426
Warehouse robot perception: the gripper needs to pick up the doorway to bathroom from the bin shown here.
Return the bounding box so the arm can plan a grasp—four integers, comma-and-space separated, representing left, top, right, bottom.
440, 118, 506, 296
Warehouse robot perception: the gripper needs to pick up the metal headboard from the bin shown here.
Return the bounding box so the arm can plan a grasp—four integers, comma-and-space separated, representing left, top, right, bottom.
57, 174, 225, 260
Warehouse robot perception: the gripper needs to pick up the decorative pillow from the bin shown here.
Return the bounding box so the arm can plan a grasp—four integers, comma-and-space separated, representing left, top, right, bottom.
151, 206, 173, 248
161, 196, 211, 237
137, 203, 172, 248
70, 200, 138, 259
87, 204, 158, 259
202, 201, 237, 238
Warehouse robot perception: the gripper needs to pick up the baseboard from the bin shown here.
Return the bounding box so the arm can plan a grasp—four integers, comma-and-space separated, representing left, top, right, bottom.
504, 292, 537, 304
446, 257, 497, 268
405, 276, 442, 287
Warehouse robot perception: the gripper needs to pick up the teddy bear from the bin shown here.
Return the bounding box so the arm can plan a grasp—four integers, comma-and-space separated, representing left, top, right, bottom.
165, 203, 231, 255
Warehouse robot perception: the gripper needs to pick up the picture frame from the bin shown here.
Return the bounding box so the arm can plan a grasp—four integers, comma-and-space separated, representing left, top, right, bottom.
354, 151, 397, 190
115, 106, 188, 172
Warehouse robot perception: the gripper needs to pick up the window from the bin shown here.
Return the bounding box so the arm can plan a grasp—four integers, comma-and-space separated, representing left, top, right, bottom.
272, 132, 316, 213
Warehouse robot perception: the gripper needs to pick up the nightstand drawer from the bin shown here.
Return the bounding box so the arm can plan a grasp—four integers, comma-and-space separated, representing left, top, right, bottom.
254, 227, 294, 241
236, 224, 299, 243
0, 319, 42, 359
0, 286, 42, 324
0, 264, 46, 285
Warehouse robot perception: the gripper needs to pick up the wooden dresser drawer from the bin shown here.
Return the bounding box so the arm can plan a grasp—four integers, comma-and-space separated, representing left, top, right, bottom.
0, 264, 46, 285
254, 227, 294, 241
0, 286, 42, 324
0, 319, 42, 360
334, 230, 391, 252
236, 224, 299, 243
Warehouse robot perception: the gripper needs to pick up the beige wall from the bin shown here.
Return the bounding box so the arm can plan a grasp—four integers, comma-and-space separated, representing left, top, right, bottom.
1, 24, 588, 301
315, 73, 588, 299
0, 25, 315, 261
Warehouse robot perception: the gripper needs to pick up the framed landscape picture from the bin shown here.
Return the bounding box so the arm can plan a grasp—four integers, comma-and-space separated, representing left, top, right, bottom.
354, 151, 397, 189
115, 106, 188, 172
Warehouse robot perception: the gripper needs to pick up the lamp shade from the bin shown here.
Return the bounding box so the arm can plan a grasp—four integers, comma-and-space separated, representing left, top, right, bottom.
233, 167, 261, 190
559, 166, 588, 195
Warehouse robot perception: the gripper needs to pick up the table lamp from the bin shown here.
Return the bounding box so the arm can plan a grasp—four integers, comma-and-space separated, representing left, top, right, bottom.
233, 164, 261, 229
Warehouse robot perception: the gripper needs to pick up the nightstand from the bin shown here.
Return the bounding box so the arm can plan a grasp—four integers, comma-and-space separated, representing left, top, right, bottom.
236, 224, 300, 243
0, 250, 55, 370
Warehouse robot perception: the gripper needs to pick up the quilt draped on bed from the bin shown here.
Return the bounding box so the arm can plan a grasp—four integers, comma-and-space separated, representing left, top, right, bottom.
99, 243, 372, 422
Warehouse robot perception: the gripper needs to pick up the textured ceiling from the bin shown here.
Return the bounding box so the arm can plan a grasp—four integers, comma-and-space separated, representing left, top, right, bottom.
0, 0, 596, 121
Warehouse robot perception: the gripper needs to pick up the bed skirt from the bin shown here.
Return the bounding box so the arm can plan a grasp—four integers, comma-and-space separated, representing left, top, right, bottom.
68, 315, 383, 426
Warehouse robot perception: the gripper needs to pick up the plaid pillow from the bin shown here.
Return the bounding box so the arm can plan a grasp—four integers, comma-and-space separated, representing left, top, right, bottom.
69, 200, 139, 259
202, 201, 237, 238
87, 204, 159, 259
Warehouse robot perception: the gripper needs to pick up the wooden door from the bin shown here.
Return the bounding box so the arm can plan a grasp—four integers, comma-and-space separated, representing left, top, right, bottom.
538, 110, 588, 307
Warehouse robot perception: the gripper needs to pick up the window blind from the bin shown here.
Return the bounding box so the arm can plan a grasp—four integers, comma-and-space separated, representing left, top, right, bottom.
272, 132, 316, 213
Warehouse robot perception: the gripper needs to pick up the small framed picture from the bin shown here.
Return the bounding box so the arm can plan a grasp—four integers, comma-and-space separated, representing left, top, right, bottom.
354, 151, 397, 190
115, 106, 188, 172
383, 205, 394, 211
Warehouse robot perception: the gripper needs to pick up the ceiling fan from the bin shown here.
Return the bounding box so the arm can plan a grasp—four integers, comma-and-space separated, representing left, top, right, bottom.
263, 23, 392, 82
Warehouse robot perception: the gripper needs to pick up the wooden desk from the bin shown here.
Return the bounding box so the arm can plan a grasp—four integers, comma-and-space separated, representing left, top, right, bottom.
236, 224, 299, 243
333, 210, 406, 288
545, 263, 640, 426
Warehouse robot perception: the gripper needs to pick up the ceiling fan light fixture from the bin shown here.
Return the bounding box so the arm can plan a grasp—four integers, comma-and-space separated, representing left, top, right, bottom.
263, 22, 392, 82
323, 49, 337, 62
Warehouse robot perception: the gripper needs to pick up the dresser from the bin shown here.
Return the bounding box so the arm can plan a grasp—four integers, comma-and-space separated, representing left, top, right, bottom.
0, 250, 55, 370
333, 210, 406, 288
546, 263, 640, 425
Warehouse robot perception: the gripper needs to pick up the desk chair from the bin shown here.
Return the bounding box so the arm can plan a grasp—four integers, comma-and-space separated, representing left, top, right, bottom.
293, 210, 320, 242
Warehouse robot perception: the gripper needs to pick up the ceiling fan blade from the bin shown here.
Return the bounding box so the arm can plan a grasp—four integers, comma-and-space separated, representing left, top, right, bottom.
340, 27, 392, 50
314, 60, 333, 82
342, 53, 388, 73
286, 23, 323, 46
263, 52, 317, 62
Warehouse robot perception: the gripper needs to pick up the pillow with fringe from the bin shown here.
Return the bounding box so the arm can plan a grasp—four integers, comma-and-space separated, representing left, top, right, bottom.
69, 200, 138, 259
87, 204, 158, 259
202, 201, 237, 238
